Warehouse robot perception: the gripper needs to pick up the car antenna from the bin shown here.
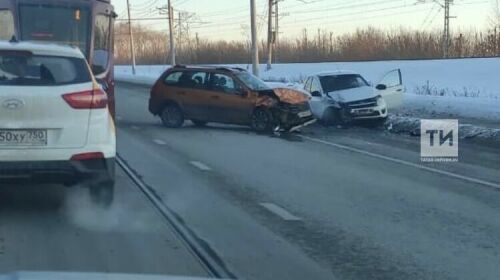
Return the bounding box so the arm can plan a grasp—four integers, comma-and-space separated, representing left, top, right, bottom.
9, 35, 19, 43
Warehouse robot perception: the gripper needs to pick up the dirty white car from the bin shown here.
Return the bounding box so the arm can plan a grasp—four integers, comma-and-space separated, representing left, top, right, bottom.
303, 69, 404, 125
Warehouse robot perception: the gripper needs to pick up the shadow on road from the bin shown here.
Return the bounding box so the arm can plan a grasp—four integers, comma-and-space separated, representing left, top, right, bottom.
0, 184, 66, 211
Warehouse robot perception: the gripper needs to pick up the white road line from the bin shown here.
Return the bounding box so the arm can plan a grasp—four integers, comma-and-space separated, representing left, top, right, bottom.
153, 139, 167, 145
300, 135, 500, 190
260, 203, 301, 221
131, 125, 140, 130
190, 161, 212, 171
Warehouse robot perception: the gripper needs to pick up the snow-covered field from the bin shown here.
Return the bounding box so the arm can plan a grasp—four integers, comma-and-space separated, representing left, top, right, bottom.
115, 57, 500, 122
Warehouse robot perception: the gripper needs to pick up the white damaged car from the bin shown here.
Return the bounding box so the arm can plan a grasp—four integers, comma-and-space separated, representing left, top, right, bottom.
303, 69, 404, 125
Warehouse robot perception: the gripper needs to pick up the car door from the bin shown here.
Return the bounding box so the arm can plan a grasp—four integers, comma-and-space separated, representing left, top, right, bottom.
376, 69, 404, 109
308, 76, 327, 119
207, 73, 254, 124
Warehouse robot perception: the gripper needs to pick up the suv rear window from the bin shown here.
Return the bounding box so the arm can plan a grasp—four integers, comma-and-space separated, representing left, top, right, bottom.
0, 52, 91, 86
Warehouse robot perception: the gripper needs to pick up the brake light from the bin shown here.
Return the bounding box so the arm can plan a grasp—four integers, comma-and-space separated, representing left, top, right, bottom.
70, 152, 104, 161
62, 89, 108, 109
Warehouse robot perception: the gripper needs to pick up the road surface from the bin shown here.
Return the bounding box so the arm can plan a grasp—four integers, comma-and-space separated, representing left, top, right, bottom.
1, 81, 500, 280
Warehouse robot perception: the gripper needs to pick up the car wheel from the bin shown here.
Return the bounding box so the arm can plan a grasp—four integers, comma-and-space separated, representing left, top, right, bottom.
160, 104, 184, 128
322, 108, 340, 126
89, 181, 115, 208
191, 120, 207, 127
369, 117, 388, 127
251, 108, 274, 133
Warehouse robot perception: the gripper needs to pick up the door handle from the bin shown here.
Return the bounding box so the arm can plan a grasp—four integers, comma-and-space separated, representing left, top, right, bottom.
178, 91, 187, 95
396, 89, 403, 92
211, 96, 220, 99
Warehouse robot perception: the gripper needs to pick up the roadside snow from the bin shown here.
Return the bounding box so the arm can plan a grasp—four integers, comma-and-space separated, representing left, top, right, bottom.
115, 57, 500, 122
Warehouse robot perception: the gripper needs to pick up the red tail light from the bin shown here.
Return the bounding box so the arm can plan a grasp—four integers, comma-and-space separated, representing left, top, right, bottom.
70, 152, 104, 161
62, 89, 108, 109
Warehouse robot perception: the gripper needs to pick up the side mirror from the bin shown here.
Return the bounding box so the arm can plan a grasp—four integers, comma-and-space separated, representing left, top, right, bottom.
376, 84, 387, 90
311, 91, 322, 97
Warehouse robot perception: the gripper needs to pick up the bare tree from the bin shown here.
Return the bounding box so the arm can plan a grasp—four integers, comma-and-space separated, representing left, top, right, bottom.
490, 0, 500, 29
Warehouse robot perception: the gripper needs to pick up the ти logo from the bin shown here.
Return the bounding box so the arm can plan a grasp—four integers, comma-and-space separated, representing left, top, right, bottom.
420, 119, 458, 162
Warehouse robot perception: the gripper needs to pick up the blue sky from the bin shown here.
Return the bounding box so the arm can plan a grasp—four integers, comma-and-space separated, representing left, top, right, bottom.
114, 0, 494, 41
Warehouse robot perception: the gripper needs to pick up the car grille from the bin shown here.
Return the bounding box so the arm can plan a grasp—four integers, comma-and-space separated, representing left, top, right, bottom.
346, 97, 378, 109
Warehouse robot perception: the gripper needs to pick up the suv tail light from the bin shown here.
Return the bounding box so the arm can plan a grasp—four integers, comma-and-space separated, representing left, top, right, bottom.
62, 89, 108, 109
70, 152, 104, 161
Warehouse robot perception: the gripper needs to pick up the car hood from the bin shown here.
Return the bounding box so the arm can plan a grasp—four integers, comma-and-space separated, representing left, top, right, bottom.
327, 86, 377, 103
0, 272, 216, 280
272, 88, 310, 104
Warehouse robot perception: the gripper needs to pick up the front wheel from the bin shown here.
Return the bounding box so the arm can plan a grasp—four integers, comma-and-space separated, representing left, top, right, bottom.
160, 104, 184, 128
89, 181, 115, 208
251, 108, 274, 133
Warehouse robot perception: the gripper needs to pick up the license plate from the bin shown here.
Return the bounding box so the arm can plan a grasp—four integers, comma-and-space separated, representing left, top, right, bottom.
0, 130, 48, 146
298, 110, 312, 118
353, 109, 373, 115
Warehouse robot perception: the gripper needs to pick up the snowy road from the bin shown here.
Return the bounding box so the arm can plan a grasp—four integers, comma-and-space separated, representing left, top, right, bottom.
112, 82, 500, 280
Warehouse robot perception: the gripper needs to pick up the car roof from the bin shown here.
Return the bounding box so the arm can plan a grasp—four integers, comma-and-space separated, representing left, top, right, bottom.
313, 70, 359, 77
0, 40, 85, 59
170, 65, 247, 73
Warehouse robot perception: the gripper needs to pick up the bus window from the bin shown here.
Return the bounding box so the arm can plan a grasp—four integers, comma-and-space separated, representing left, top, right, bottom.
93, 15, 111, 75
0, 10, 14, 40
18, 5, 90, 57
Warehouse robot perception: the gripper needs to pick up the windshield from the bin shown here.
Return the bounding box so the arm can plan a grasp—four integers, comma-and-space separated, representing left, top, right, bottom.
0, 52, 91, 86
18, 5, 90, 57
319, 74, 369, 92
236, 71, 271, 91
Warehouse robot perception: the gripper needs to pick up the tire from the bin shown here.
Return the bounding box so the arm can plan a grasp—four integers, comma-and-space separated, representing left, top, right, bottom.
160, 104, 184, 128
89, 181, 115, 208
251, 108, 274, 133
369, 117, 388, 127
191, 120, 207, 127
321, 108, 341, 126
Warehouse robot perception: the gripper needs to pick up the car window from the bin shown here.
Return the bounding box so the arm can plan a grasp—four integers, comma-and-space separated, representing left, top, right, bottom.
211, 73, 241, 94
319, 74, 369, 92
164, 71, 183, 85
0, 52, 91, 86
379, 69, 402, 88
304, 77, 312, 92
311, 77, 322, 93
0, 10, 15, 40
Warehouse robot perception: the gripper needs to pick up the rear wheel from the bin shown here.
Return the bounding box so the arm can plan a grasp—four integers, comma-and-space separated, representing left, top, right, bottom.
90, 181, 115, 208
160, 104, 184, 128
251, 108, 274, 133
321, 108, 341, 126
191, 120, 207, 127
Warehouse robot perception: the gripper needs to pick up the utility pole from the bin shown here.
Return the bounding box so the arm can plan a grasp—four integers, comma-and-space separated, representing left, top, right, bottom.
178, 11, 182, 53
266, 0, 274, 70
250, 0, 259, 76
126, 0, 136, 74
274, 0, 279, 63
168, 0, 176, 65
443, 0, 454, 58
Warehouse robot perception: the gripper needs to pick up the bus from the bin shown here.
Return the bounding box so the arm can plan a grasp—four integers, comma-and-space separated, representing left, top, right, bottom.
0, 0, 116, 116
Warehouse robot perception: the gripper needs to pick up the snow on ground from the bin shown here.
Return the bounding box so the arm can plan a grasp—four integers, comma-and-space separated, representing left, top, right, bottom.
115, 57, 500, 122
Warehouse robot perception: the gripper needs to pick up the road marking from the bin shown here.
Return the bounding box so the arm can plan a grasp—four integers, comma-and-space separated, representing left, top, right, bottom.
260, 203, 301, 221
131, 125, 140, 130
190, 161, 212, 171
153, 139, 167, 145
300, 135, 500, 190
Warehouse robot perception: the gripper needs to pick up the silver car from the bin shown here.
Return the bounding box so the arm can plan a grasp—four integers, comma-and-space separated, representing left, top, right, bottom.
304, 69, 404, 125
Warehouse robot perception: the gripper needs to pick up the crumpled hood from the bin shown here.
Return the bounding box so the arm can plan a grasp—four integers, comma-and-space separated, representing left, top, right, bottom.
0, 272, 216, 280
327, 86, 377, 103
272, 88, 310, 104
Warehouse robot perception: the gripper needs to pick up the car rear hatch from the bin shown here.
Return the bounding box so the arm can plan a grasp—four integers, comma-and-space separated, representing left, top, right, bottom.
0, 50, 96, 149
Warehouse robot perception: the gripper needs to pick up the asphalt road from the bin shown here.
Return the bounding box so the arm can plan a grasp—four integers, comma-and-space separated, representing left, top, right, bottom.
1, 81, 500, 280
115, 82, 500, 280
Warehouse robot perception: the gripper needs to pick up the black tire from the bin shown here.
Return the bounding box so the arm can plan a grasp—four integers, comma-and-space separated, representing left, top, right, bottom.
191, 120, 207, 127
369, 117, 388, 127
90, 181, 115, 208
321, 108, 341, 126
251, 108, 274, 133
160, 104, 184, 128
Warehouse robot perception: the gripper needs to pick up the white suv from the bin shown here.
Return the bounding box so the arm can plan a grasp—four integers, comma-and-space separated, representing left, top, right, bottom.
304, 69, 404, 125
0, 41, 116, 206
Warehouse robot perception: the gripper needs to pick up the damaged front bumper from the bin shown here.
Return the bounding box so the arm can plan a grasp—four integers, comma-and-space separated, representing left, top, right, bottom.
271, 102, 317, 132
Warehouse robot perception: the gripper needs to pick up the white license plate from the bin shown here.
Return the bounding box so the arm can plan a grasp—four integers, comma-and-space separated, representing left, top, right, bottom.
298, 110, 312, 118
353, 109, 373, 115
0, 130, 48, 146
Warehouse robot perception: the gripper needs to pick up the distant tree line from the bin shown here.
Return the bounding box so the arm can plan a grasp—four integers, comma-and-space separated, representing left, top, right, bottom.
114, 24, 500, 65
